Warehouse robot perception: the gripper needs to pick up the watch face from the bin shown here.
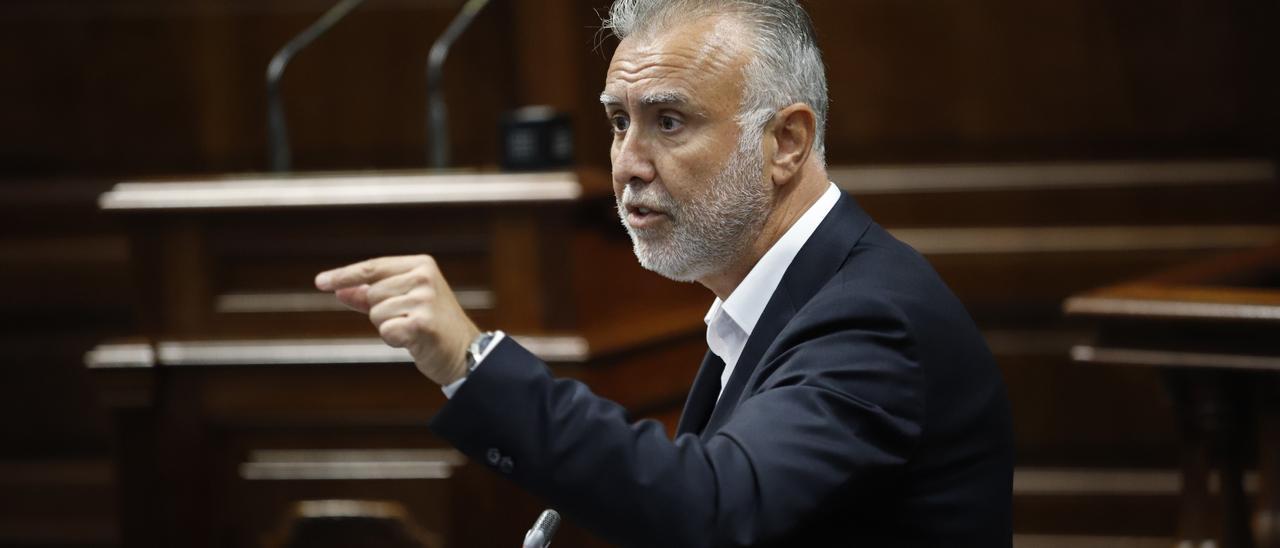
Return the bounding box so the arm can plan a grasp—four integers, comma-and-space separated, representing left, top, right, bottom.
467, 332, 496, 369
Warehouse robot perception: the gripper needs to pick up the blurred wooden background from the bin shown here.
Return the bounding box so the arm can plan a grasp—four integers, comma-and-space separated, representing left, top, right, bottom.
1, 0, 1277, 546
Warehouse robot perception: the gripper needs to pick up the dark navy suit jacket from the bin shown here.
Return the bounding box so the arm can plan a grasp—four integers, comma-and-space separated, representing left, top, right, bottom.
430, 193, 1014, 547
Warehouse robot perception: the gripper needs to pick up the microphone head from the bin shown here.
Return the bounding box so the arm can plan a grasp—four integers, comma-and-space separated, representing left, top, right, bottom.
533, 509, 561, 537
523, 509, 560, 548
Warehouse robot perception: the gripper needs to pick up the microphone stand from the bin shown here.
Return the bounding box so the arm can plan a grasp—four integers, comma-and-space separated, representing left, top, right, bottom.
266, 0, 366, 172
425, 0, 491, 169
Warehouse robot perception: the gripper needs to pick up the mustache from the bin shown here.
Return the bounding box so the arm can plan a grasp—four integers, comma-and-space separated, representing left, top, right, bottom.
618, 184, 678, 213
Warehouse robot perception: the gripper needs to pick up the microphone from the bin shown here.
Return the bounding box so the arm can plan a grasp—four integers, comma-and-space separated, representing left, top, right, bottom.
265, 0, 365, 172
425, 0, 491, 168
521, 509, 561, 548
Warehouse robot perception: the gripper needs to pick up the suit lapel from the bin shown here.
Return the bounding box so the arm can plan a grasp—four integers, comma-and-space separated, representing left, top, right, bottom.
676, 350, 726, 436
700, 284, 798, 439
699, 193, 874, 438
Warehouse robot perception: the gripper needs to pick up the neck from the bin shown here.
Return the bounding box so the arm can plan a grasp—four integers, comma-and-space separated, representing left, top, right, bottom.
699, 165, 829, 300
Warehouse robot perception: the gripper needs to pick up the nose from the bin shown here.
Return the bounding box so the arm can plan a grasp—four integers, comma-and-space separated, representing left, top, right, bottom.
611, 132, 656, 189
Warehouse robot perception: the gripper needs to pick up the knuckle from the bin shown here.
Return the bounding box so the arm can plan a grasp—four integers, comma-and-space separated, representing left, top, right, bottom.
377, 321, 400, 345
409, 286, 435, 302
384, 320, 415, 347
410, 267, 432, 286
412, 311, 435, 333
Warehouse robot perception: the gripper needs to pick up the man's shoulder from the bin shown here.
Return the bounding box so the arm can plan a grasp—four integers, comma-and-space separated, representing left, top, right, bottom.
783, 220, 983, 359
808, 222, 954, 310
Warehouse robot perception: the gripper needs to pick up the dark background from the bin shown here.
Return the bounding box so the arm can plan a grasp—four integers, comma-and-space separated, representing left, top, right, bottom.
1, 0, 1276, 545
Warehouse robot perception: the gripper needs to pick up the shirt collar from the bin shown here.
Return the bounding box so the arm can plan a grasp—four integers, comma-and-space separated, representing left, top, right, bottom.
707, 182, 843, 337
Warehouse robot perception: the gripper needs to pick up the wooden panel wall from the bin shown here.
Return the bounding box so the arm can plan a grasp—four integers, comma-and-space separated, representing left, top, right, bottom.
0, 181, 128, 546
812, 0, 1280, 162
0, 0, 519, 177
2, 0, 1275, 179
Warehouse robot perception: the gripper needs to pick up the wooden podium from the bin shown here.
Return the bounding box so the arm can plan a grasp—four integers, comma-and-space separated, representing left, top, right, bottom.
1067, 244, 1280, 548
85, 169, 710, 548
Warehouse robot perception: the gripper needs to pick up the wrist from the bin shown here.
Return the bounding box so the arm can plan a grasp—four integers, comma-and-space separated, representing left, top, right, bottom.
437, 357, 470, 387
438, 328, 491, 386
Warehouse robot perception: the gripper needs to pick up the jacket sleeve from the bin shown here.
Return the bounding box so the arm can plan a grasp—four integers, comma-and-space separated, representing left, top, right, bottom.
428, 293, 924, 548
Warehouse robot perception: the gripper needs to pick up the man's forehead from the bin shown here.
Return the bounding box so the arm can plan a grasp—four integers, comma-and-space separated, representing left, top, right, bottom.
601, 15, 750, 107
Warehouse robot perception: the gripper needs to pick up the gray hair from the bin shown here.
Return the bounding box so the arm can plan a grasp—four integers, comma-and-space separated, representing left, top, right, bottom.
602, 0, 828, 162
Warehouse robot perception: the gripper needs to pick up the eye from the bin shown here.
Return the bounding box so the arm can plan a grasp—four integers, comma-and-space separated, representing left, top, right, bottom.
658, 115, 683, 132
610, 114, 630, 134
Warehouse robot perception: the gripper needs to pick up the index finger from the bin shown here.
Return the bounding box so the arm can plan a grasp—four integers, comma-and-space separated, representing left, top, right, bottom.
315, 255, 433, 291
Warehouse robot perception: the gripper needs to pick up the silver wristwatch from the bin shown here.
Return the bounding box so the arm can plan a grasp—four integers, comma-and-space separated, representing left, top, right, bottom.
465, 331, 498, 370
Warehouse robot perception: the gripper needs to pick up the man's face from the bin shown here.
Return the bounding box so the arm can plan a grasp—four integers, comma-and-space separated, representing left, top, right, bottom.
602, 15, 772, 282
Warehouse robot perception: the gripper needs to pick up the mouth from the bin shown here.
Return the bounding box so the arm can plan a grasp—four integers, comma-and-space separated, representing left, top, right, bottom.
624, 205, 669, 229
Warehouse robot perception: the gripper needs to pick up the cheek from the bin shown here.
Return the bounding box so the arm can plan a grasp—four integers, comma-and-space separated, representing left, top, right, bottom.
649, 166, 693, 206
610, 152, 624, 195
656, 152, 716, 200
609, 142, 629, 177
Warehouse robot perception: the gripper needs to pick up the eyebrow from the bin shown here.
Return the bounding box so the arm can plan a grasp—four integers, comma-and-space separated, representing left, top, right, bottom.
640, 90, 690, 106
598, 90, 692, 107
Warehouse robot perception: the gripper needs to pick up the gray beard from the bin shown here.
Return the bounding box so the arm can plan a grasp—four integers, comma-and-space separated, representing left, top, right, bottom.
616, 138, 772, 282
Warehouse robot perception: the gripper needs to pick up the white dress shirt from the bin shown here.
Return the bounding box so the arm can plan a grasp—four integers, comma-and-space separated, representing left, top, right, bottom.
704, 182, 842, 401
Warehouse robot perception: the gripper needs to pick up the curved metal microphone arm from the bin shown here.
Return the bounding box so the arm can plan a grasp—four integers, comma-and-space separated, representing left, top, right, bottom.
266, 0, 366, 173
426, 0, 492, 169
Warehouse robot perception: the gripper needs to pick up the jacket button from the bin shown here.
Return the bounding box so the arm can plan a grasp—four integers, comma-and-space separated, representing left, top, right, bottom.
486, 448, 501, 466
499, 456, 515, 474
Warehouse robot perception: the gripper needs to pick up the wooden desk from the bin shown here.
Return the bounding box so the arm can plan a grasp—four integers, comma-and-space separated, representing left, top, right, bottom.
1067, 244, 1280, 548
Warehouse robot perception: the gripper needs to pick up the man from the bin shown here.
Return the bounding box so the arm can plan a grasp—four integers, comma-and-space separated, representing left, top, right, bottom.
315, 0, 1013, 545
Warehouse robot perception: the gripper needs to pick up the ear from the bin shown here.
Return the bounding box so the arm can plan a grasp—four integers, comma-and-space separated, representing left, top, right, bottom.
766, 103, 817, 186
